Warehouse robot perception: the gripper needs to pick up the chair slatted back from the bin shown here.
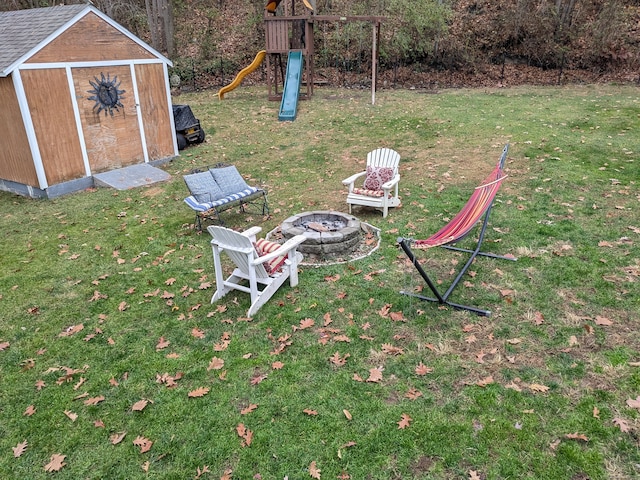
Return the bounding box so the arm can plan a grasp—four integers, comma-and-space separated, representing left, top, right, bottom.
414, 145, 509, 249
208, 226, 270, 278
367, 148, 401, 174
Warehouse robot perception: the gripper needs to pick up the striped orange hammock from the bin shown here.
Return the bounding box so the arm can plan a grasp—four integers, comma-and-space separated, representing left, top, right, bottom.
397, 145, 516, 316
413, 159, 507, 249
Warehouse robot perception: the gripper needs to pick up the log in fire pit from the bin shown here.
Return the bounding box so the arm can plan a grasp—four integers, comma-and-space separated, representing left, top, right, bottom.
280, 211, 361, 258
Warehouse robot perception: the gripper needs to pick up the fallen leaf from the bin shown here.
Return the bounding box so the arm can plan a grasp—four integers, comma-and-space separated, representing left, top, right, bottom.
304, 408, 318, 416
343, 409, 352, 420
415, 362, 433, 375
133, 435, 153, 453
397, 413, 412, 429
565, 432, 589, 442
272, 361, 284, 370
83, 395, 105, 406
44, 453, 66, 472
156, 337, 170, 351
240, 404, 258, 415
110, 431, 127, 445
12, 440, 27, 458
132, 399, 149, 412
626, 396, 640, 409
309, 460, 321, 479
366, 366, 384, 383
594, 315, 613, 326
64, 410, 78, 422
188, 387, 210, 398
207, 357, 225, 371
529, 383, 550, 393
613, 417, 630, 432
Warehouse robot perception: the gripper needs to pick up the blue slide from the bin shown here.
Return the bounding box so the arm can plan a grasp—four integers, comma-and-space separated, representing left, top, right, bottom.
278, 51, 303, 121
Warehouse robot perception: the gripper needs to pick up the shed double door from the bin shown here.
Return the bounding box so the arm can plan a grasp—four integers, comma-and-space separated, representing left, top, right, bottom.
73, 65, 143, 173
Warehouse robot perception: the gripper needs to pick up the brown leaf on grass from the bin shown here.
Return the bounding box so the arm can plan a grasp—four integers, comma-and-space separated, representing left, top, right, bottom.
94, 419, 105, 428
352, 373, 364, 382
165, 277, 177, 285
532, 311, 545, 325
298, 318, 315, 330
240, 404, 258, 415
272, 361, 284, 370
378, 303, 391, 317
613, 417, 630, 432
415, 362, 433, 375
333, 334, 351, 343
236, 423, 253, 447
329, 352, 350, 366
343, 409, 352, 420
565, 432, 589, 442
468, 470, 481, 480
110, 431, 127, 445
0, 341, 10, 350
529, 383, 550, 393
251, 372, 268, 385
397, 413, 412, 429
191, 327, 206, 339
12, 440, 27, 458
188, 387, 210, 398
118, 301, 129, 311
366, 366, 384, 383
64, 410, 78, 422
44, 453, 66, 472
84, 395, 105, 406
626, 396, 640, 409
194, 465, 211, 479
595, 315, 613, 326
303, 408, 318, 416
207, 357, 224, 371
155, 337, 170, 351
324, 274, 340, 282
133, 436, 153, 453
132, 399, 149, 412
309, 460, 322, 479
220, 468, 233, 480
477, 376, 494, 387
23, 405, 36, 417
59, 324, 84, 337
405, 387, 423, 400
35, 379, 46, 391
381, 343, 404, 355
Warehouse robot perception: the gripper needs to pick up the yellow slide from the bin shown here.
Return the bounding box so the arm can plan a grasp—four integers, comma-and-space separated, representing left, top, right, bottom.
218, 50, 266, 99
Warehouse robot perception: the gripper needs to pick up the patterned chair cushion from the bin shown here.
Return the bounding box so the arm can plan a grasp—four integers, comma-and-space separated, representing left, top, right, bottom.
363, 166, 394, 190
184, 172, 225, 203
210, 166, 250, 196
352, 187, 386, 198
254, 238, 287, 274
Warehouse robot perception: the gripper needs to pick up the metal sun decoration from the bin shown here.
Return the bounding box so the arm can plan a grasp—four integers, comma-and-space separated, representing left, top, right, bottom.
87, 73, 126, 117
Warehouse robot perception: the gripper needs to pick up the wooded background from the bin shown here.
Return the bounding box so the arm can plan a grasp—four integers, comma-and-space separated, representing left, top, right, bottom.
5, 0, 640, 88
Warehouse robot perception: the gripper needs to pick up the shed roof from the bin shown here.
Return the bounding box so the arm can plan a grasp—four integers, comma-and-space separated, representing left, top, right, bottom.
0, 4, 171, 77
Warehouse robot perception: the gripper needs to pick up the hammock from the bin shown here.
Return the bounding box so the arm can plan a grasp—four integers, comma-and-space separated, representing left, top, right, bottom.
397, 144, 516, 316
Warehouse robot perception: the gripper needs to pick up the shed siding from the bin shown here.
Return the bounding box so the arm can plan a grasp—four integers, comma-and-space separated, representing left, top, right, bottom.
135, 63, 175, 160
26, 12, 156, 64
0, 76, 38, 186
21, 68, 86, 184
73, 65, 143, 172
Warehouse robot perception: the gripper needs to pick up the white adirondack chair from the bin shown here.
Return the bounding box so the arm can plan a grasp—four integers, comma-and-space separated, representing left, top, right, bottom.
342, 148, 401, 218
207, 225, 307, 317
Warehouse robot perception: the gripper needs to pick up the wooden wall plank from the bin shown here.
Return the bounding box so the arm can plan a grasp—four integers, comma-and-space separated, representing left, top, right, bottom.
0, 76, 39, 186
135, 63, 175, 160
73, 65, 144, 172
27, 13, 156, 64
21, 68, 86, 185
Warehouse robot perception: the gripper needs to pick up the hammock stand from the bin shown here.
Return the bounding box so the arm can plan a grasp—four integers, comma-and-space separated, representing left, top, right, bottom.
397, 145, 516, 316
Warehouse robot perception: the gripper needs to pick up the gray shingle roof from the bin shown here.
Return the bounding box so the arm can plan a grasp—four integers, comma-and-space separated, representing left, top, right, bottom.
0, 4, 96, 76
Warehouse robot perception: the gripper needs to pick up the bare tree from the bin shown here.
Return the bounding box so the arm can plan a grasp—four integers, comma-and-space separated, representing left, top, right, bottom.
145, 0, 174, 56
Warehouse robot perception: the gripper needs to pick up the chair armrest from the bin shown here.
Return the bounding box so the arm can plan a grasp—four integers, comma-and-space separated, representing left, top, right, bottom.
342, 171, 366, 187
241, 226, 263, 242
381, 174, 400, 191
252, 235, 307, 265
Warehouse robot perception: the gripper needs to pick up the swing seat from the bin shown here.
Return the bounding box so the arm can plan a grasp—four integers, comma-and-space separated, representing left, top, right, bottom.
397, 145, 516, 316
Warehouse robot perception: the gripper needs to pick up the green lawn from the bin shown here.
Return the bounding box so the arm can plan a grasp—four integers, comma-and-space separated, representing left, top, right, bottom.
1, 85, 639, 479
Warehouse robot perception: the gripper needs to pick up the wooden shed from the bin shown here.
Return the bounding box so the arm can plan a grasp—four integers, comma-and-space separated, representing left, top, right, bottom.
0, 4, 177, 198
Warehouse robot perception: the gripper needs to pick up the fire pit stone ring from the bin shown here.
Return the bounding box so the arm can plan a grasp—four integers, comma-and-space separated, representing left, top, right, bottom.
280, 210, 361, 256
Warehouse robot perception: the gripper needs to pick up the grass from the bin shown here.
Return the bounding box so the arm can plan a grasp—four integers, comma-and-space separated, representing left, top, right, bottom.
1, 84, 639, 479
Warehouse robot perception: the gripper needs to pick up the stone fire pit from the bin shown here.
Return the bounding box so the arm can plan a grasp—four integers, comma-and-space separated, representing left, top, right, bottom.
280, 211, 361, 258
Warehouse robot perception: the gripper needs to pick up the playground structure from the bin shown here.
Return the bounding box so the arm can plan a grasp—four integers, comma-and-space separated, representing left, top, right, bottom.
218, 1, 384, 120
